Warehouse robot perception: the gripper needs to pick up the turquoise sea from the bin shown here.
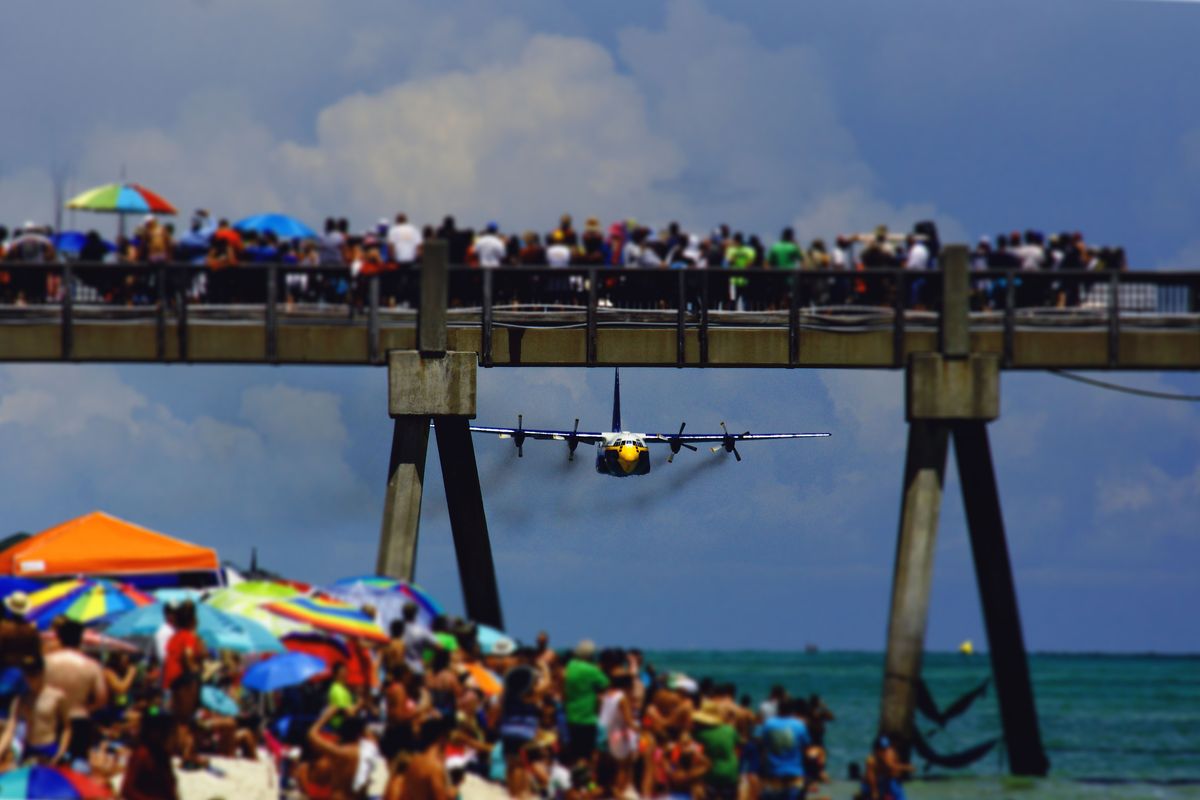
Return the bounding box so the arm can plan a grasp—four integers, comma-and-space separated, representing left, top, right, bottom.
646, 651, 1200, 799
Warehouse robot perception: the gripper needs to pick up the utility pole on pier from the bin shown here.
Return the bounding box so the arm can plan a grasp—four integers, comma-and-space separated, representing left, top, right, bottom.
880, 246, 1049, 776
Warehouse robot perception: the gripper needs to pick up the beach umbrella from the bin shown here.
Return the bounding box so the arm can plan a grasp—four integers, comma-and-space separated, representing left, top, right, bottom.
234, 213, 317, 240
200, 685, 240, 717
476, 624, 516, 656
0, 764, 111, 798
25, 578, 153, 630
242, 651, 327, 693
463, 662, 502, 697
66, 182, 176, 216
104, 601, 284, 654
206, 583, 310, 638
328, 575, 443, 626
263, 596, 388, 643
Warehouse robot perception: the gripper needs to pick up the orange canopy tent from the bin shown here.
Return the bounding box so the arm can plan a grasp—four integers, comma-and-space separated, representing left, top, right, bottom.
0, 511, 219, 578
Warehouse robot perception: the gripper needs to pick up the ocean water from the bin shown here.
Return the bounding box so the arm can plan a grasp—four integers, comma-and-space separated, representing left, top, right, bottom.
645, 651, 1200, 798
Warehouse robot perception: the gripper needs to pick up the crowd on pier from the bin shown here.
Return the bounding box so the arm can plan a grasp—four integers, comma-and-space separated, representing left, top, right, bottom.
0, 588, 917, 800
0, 212, 1131, 312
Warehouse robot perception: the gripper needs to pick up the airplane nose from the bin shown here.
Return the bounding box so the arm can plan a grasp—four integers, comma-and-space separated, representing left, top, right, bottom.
619, 445, 638, 462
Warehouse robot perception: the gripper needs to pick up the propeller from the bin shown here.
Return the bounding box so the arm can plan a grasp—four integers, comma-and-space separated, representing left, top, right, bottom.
710, 421, 749, 462
566, 418, 580, 461
666, 421, 698, 463
514, 414, 526, 458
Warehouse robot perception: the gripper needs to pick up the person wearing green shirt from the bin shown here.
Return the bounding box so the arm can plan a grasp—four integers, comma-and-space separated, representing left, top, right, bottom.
693, 703, 740, 799
563, 639, 609, 765
767, 227, 805, 270
326, 662, 355, 729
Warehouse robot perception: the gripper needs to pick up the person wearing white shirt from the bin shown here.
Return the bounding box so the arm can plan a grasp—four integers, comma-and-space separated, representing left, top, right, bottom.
387, 213, 422, 265
904, 237, 930, 270
474, 223, 507, 268
546, 231, 572, 268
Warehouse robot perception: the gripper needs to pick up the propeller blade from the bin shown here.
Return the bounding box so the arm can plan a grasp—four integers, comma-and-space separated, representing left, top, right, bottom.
573, 418, 580, 435
733, 446, 742, 462
568, 449, 574, 462
682, 443, 698, 452
710, 446, 722, 454
667, 451, 675, 463
678, 421, 687, 436
518, 444, 524, 458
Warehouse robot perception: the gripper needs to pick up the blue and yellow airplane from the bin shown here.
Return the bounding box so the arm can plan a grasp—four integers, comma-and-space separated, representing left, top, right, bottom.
469, 369, 831, 477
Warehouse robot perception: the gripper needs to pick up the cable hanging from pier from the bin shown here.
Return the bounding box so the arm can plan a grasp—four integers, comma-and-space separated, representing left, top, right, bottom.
1049, 370, 1200, 402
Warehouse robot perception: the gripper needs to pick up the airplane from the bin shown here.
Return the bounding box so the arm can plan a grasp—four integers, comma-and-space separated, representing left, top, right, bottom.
469, 369, 831, 477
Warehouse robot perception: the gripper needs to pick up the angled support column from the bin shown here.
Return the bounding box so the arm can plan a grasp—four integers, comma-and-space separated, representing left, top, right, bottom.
434, 416, 504, 629
376, 416, 430, 580
880, 419, 949, 752
953, 422, 1049, 776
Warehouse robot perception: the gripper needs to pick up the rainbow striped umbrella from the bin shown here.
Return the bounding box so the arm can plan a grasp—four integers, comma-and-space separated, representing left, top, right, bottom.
66, 182, 176, 215
330, 575, 443, 620
0, 764, 112, 798
25, 578, 153, 630
263, 596, 387, 642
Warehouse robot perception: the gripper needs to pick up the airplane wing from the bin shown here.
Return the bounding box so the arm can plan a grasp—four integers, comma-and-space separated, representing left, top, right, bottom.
468, 425, 607, 444
645, 431, 831, 443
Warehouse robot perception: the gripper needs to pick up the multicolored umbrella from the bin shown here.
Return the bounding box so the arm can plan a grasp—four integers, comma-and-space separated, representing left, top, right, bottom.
0, 765, 112, 799
264, 596, 387, 642
330, 575, 443, 620
234, 213, 317, 240
206, 583, 309, 638
25, 578, 152, 629
65, 182, 176, 215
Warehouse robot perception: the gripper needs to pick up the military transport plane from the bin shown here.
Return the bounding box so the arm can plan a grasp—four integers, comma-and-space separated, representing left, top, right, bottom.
469, 369, 831, 477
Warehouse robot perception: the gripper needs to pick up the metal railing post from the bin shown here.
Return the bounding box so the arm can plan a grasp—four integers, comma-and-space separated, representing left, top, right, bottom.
368, 274, 381, 364
265, 263, 279, 363
699, 268, 710, 366
177, 272, 190, 362
60, 264, 73, 361
789, 271, 801, 367
482, 268, 494, 368
1108, 269, 1120, 368
1003, 270, 1016, 369
677, 269, 687, 367
586, 268, 597, 366
155, 265, 167, 361
892, 269, 906, 368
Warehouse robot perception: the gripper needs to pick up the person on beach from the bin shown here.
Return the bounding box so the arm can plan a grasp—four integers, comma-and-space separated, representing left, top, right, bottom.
120, 706, 178, 800
396, 716, 456, 800
755, 697, 811, 799
162, 601, 206, 768
860, 735, 914, 800
0, 654, 71, 765
44, 620, 107, 770
563, 639, 609, 767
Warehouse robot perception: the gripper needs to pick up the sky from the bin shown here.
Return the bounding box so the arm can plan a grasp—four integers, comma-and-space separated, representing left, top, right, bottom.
1, 0, 1198, 651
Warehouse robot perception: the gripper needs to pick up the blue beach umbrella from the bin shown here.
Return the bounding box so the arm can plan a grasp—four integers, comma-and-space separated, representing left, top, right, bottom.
242, 651, 327, 693
233, 213, 317, 240
200, 685, 240, 717
104, 601, 283, 654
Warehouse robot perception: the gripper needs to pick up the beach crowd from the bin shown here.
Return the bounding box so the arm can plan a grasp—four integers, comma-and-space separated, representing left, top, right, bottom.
0, 590, 915, 800
0, 211, 1129, 312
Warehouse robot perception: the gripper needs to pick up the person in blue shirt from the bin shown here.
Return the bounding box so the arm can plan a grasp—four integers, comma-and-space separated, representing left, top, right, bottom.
754, 697, 811, 799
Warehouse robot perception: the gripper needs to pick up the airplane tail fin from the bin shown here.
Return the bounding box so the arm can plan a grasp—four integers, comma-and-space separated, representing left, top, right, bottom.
612, 368, 622, 432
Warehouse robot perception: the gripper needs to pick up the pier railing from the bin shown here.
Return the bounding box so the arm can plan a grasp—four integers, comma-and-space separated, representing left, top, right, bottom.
0, 261, 1197, 366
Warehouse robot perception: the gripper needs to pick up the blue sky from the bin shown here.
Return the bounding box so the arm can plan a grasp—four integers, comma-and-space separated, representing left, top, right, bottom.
1, 0, 1198, 651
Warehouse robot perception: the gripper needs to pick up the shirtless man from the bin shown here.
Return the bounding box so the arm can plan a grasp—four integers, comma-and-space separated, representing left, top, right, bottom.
44, 621, 106, 767
0, 655, 71, 765
305, 705, 368, 800
398, 716, 456, 800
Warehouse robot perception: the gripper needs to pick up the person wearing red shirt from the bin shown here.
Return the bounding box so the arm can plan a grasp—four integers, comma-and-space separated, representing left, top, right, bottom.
163, 601, 206, 768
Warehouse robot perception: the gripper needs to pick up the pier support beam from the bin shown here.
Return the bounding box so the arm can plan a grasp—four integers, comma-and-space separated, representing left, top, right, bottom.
880, 420, 949, 748
879, 244, 1047, 775
376, 240, 504, 628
